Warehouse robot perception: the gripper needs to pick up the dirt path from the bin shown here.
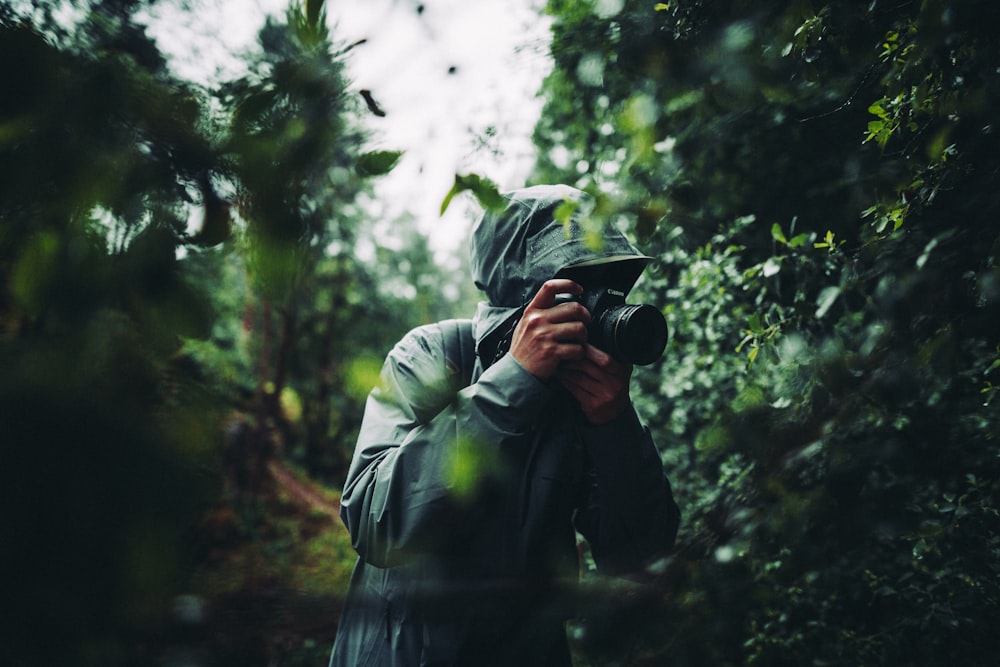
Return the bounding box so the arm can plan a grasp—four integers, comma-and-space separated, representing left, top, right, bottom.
268, 460, 343, 524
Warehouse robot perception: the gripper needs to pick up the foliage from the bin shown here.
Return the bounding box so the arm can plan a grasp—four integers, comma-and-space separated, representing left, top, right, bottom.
1, 1, 464, 665
1, 4, 225, 665
7, 0, 998, 664
210, 0, 385, 484
534, 0, 1000, 664
440, 172, 506, 215
186, 459, 354, 665
206, 0, 466, 485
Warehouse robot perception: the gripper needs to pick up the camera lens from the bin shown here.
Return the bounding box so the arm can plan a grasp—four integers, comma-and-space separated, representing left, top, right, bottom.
596, 304, 668, 365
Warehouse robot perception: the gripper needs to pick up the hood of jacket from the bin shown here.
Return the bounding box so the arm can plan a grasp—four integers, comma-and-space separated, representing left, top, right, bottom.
469, 184, 651, 362
470, 184, 650, 308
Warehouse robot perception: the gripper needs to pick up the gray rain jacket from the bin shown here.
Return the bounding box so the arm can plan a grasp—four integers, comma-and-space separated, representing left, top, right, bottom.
329, 185, 680, 667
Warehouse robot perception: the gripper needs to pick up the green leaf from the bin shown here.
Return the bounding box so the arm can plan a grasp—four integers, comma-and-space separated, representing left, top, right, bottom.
440, 173, 505, 215
815, 286, 841, 319
356, 150, 403, 177
771, 223, 787, 244
865, 120, 884, 143
868, 102, 887, 119
814, 229, 836, 249
553, 200, 579, 226
345, 356, 384, 400
916, 237, 940, 269
306, 0, 325, 27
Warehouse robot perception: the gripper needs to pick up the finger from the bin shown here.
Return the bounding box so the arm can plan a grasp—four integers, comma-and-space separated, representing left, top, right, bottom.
581, 343, 630, 375
516, 309, 589, 341
557, 372, 596, 402
527, 279, 583, 309
561, 366, 611, 397
548, 301, 591, 325
581, 343, 611, 365
556, 345, 588, 366
549, 319, 589, 343
548, 328, 589, 356
564, 349, 611, 378
558, 368, 600, 396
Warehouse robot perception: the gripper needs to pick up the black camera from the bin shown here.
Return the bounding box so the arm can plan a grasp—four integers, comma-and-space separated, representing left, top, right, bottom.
554, 287, 667, 365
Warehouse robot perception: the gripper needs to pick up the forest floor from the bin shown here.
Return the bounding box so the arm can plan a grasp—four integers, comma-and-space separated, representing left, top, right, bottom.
185, 457, 355, 666
268, 459, 343, 521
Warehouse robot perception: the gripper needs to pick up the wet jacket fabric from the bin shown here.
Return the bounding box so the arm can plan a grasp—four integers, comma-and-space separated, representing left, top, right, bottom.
329, 185, 680, 667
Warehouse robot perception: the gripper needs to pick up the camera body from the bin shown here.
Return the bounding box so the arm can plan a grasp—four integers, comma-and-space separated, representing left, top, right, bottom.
554, 287, 667, 366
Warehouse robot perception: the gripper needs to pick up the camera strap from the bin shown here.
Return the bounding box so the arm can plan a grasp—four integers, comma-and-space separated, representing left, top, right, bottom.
474, 307, 524, 371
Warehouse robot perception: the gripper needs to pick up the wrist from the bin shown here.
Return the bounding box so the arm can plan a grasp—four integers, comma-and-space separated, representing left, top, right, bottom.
580, 403, 643, 440
580, 395, 631, 425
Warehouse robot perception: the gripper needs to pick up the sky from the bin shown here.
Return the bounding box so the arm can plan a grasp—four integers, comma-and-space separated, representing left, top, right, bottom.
140, 0, 554, 263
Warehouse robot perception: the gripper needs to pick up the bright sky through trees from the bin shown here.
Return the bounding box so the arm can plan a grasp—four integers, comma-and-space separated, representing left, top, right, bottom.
141, 0, 553, 262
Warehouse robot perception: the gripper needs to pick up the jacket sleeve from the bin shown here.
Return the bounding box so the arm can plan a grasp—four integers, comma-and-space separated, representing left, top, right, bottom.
573, 405, 680, 575
339, 323, 551, 568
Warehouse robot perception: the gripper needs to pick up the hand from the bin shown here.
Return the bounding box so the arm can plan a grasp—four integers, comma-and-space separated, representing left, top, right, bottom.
556, 343, 633, 425
509, 279, 591, 380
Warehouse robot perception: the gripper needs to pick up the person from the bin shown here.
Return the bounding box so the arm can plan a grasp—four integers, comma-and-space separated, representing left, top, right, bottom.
329, 184, 680, 666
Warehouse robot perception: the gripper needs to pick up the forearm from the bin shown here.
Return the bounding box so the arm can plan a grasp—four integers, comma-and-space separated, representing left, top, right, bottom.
577, 406, 680, 573
340, 354, 550, 567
